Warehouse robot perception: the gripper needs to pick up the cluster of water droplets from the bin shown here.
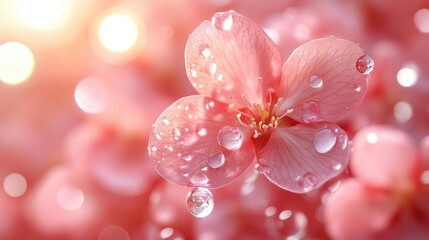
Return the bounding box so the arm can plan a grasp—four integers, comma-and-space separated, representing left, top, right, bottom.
187, 12, 238, 97
300, 54, 373, 122
186, 187, 214, 218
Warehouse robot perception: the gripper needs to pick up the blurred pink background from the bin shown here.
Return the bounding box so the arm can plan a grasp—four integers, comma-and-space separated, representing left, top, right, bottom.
0, 0, 429, 239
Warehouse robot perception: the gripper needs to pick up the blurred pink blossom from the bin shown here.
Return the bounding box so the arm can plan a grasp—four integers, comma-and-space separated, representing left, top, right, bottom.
324, 125, 429, 239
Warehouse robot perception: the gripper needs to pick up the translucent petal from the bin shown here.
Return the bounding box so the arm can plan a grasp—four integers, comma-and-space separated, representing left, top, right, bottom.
148, 95, 255, 188
255, 123, 350, 193
185, 11, 282, 109
277, 38, 368, 122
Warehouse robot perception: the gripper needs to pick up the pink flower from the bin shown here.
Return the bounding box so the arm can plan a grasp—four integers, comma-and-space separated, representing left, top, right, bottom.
324, 125, 429, 239
148, 11, 369, 193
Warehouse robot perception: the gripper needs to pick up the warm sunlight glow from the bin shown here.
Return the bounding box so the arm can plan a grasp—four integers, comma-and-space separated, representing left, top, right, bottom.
90, 7, 145, 64
98, 13, 139, 53
0, 42, 35, 85
16, 0, 71, 31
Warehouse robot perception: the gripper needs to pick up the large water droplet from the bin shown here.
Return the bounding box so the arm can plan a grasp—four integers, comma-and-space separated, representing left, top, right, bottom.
297, 173, 317, 192
217, 126, 243, 150
206, 150, 225, 169
186, 187, 214, 218
308, 75, 323, 88
301, 101, 321, 123
313, 128, 337, 153
356, 55, 374, 75
211, 12, 233, 31
198, 43, 211, 58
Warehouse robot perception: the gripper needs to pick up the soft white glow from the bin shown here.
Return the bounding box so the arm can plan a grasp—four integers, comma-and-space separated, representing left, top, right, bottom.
394, 101, 413, 123
264, 28, 280, 45
3, 173, 27, 197
74, 77, 110, 114
414, 9, 429, 33
160, 228, 174, 239
56, 185, 84, 211
279, 210, 292, 220
0, 42, 35, 85
16, 0, 71, 31
420, 170, 429, 184
366, 132, 378, 144
397, 65, 418, 87
293, 23, 311, 41
98, 13, 139, 53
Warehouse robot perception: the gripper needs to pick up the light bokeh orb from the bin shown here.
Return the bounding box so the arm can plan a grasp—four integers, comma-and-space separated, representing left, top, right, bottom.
90, 7, 146, 64
0, 42, 35, 85
15, 0, 71, 31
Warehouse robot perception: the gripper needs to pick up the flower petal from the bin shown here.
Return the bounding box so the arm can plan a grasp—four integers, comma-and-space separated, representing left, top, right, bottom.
185, 11, 282, 108
148, 95, 255, 188
277, 38, 369, 123
351, 125, 419, 189
324, 180, 398, 240
255, 122, 351, 193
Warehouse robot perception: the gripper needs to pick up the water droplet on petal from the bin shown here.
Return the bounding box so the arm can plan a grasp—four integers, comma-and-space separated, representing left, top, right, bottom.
186, 187, 214, 218
337, 134, 348, 150
198, 43, 211, 58
301, 101, 321, 123
182, 154, 192, 162
208, 63, 217, 76
189, 69, 198, 78
356, 55, 374, 75
308, 75, 323, 88
332, 163, 342, 171
297, 173, 316, 192
150, 146, 157, 153
217, 126, 243, 150
353, 83, 362, 92
313, 128, 337, 153
162, 117, 170, 125
196, 125, 208, 137
253, 164, 263, 174
172, 128, 182, 139
211, 12, 233, 31
206, 151, 225, 169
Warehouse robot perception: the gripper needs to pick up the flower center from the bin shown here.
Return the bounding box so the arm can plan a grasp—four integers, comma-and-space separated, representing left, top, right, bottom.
234, 90, 291, 138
